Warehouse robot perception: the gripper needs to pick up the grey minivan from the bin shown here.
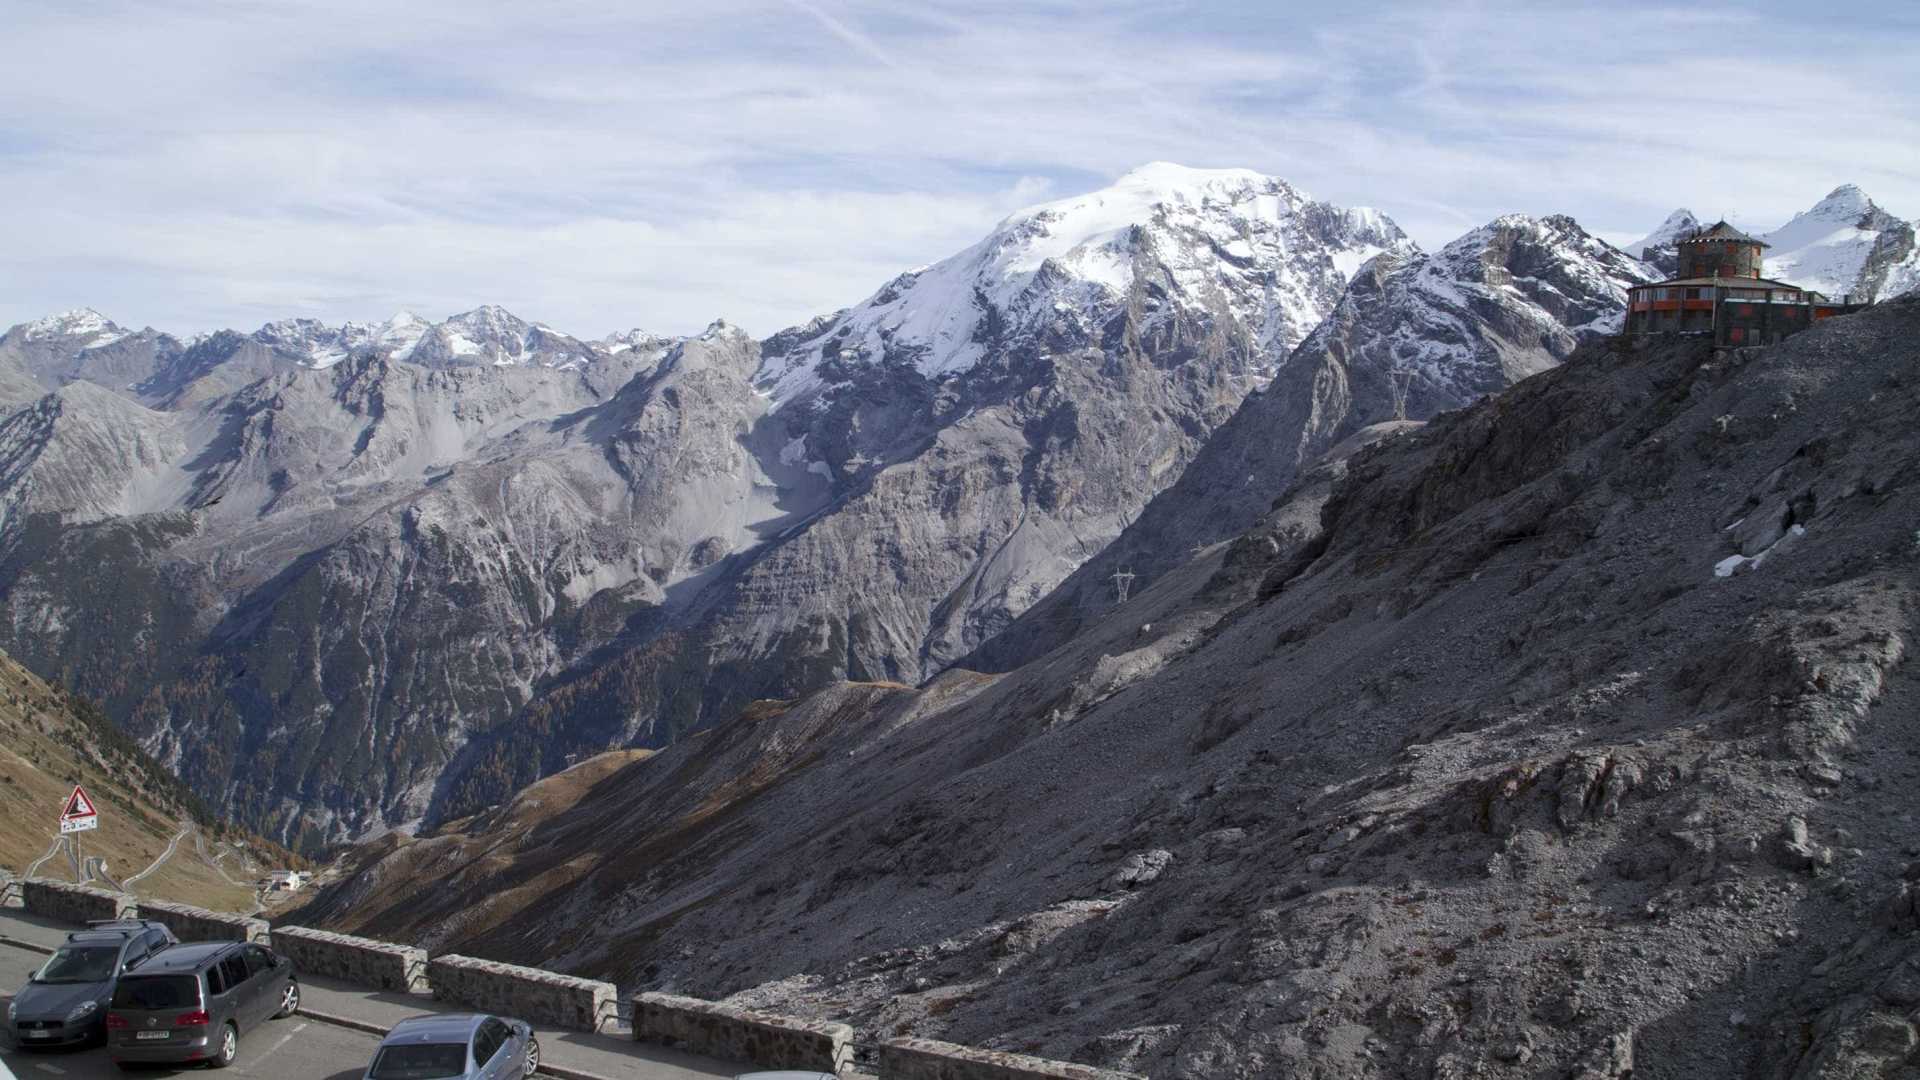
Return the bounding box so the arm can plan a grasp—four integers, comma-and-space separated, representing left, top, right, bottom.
105, 940, 299, 1070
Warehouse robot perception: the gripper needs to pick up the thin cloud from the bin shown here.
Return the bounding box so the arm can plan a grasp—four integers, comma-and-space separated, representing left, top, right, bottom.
0, 1, 1914, 338
780, 0, 901, 70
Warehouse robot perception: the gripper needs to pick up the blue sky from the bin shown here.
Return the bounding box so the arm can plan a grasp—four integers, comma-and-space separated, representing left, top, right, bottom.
2, 0, 1916, 338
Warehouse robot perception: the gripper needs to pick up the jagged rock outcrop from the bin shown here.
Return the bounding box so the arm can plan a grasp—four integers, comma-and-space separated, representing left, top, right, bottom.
970, 213, 1651, 668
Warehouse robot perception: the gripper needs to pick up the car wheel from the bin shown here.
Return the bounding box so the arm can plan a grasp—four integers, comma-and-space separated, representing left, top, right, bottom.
208, 1022, 238, 1069
274, 981, 300, 1019
525, 1035, 541, 1076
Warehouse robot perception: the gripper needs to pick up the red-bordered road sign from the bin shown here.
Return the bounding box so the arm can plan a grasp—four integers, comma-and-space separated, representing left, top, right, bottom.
60, 784, 99, 833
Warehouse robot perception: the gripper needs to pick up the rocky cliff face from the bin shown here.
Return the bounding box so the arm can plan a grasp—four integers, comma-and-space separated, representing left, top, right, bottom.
0, 321, 768, 846
300, 296, 1920, 1079
970, 213, 1651, 669
0, 165, 1410, 845
431, 165, 1416, 824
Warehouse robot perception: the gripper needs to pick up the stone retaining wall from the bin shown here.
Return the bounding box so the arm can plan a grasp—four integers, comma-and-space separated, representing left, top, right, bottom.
632, 991, 853, 1074
879, 1037, 1147, 1080
270, 926, 428, 993
135, 900, 268, 944
21, 878, 133, 924
428, 954, 617, 1034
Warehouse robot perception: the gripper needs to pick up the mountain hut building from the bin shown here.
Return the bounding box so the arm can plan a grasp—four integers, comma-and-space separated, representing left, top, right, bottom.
1623, 220, 1869, 346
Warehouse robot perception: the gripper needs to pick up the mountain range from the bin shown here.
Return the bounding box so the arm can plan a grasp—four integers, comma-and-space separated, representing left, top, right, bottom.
0, 171, 1910, 852
295, 291, 1920, 1079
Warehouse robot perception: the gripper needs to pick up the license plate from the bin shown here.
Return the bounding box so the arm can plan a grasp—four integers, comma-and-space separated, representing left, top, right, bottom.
24, 1029, 51, 1039
136, 1030, 170, 1040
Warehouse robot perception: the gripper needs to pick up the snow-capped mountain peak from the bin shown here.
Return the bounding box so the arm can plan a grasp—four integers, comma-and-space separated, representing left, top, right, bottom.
253, 311, 432, 369
1395, 213, 1653, 376
1624, 208, 1700, 263
1802, 183, 1874, 221
8, 308, 130, 347
1762, 184, 1917, 300
249, 307, 614, 370
600, 328, 677, 359
756, 162, 1414, 403
374, 312, 430, 359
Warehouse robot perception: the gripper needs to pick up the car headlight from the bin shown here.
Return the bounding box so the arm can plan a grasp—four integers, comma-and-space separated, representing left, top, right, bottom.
6, 999, 16, 1021
66, 1000, 99, 1022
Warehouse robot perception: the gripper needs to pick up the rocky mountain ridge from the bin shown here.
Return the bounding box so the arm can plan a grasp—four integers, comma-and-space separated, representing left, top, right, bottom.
0, 164, 1443, 847
297, 295, 1920, 1079
756, 162, 1412, 402
970, 212, 1652, 669
1761, 184, 1920, 301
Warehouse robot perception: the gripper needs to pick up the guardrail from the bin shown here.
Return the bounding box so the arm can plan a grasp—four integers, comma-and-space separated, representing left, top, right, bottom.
21, 878, 134, 922
270, 926, 429, 993
632, 991, 854, 1074
136, 900, 270, 943
429, 954, 618, 1034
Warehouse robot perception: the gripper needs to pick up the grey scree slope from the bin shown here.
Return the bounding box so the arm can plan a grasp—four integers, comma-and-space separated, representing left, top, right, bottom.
302, 297, 1920, 1078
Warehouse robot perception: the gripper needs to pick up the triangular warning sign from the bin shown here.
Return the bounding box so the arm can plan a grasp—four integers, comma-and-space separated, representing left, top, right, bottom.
62, 785, 97, 820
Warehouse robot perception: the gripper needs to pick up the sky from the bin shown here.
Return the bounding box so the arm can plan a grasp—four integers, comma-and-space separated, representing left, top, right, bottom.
2, 0, 1917, 339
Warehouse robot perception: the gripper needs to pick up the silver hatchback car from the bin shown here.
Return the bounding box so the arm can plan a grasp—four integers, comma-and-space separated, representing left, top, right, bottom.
363, 1013, 539, 1079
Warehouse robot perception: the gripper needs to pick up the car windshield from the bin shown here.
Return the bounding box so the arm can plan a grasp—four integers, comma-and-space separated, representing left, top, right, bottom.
369, 1042, 470, 1079
33, 945, 120, 984
110, 975, 200, 1010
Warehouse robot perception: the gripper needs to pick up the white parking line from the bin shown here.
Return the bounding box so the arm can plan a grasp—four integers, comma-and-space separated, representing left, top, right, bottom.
251, 1021, 308, 1068
32, 1063, 62, 1075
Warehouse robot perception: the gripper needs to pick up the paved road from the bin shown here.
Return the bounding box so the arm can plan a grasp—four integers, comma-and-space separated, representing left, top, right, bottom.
121, 825, 190, 891
1, 942, 386, 1080
21, 838, 64, 880
191, 834, 265, 917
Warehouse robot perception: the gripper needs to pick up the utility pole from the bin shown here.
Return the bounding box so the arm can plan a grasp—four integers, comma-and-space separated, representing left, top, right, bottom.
1111, 566, 1136, 605
1389, 367, 1414, 422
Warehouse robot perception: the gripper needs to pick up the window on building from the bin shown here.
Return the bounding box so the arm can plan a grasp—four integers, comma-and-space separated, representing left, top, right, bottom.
1729, 327, 1745, 343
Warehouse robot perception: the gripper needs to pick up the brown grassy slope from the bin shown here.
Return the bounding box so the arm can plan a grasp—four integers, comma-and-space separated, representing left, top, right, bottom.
284, 747, 656, 941
0, 649, 293, 911
284, 678, 990, 952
